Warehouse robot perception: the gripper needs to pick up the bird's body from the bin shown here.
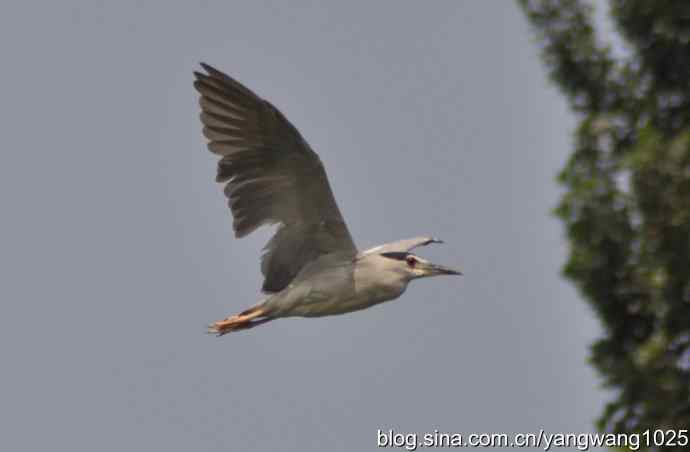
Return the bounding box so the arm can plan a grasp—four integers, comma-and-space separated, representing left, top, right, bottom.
265, 251, 408, 318
193, 63, 460, 335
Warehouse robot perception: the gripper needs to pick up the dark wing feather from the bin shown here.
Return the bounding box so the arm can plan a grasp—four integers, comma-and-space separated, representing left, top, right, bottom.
194, 63, 356, 292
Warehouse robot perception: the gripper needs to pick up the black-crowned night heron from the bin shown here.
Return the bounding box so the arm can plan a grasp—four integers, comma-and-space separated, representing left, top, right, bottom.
194, 63, 461, 335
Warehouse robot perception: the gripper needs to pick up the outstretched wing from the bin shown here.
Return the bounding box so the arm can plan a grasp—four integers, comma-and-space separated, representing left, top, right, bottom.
194, 63, 356, 292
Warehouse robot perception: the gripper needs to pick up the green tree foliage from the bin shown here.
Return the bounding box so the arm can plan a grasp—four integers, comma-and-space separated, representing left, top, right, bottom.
518, 0, 690, 446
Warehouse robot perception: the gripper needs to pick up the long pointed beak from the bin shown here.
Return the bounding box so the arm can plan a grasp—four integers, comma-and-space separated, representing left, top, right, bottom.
428, 263, 462, 276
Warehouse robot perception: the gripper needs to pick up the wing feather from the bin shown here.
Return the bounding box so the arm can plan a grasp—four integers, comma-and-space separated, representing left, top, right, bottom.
194, 63, 356, 292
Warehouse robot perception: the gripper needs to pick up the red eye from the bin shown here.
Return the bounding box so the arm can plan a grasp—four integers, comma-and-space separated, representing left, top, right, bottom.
406, 256, 417, 267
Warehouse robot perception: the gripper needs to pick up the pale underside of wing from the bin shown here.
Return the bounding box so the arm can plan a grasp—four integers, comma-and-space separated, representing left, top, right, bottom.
194, 63, 356, 292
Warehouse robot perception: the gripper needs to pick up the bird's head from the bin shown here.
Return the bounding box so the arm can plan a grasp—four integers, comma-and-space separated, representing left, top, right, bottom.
379, 251, 462, 280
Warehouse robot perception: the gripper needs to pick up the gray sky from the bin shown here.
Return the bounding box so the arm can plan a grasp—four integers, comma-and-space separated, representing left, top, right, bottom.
1, 1, 608, 450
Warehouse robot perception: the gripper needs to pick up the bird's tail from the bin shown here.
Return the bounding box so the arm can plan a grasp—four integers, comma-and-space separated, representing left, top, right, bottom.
207, 303, 273, 336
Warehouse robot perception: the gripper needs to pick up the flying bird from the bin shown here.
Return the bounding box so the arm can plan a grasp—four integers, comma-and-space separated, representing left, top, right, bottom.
194, 63, 461, 335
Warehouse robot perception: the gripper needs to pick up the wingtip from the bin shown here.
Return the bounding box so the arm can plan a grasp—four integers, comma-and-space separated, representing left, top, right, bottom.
200, 62, 224, 78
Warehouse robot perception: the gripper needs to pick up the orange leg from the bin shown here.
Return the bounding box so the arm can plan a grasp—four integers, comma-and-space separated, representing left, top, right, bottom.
207, 304, 272, 336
